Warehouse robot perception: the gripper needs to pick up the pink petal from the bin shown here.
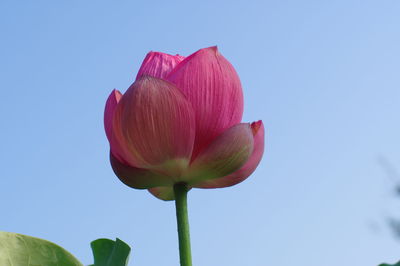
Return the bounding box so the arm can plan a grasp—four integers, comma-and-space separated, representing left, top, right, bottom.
110, 153, 173, 189
148, 186, 175, 201
195, 121, 265, 188
184, 123, 254, 185
136, 52, 185, 80
104, 89, 122, 143
112, 76, 196, 178
104, 89, 128, 163
167, 46, 244, 158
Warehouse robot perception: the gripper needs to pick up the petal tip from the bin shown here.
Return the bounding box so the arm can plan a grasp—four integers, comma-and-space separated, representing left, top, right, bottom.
108, 89, 123, 102
251, 120, 263, 135
200, 46, 219, 55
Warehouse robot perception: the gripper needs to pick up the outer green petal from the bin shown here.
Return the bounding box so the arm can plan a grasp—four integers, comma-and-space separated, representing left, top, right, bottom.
110, 153, 174, 189
185, 123, 254, 185
195, 121, 264, 188
148, 186, 176, 201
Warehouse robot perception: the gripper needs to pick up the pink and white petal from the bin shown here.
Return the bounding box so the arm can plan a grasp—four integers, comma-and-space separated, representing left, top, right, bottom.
167, 46, 244, 158
195, 121, 265, 188
110, 153, 174, 189
136, 52, 185, 80
148, 186, 175, 201
112, 76, 196, 178
104, 89, 122, 143
185, 123, 254, 185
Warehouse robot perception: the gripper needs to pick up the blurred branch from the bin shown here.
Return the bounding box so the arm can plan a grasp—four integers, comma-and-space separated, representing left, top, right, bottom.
378, 155, 400, 240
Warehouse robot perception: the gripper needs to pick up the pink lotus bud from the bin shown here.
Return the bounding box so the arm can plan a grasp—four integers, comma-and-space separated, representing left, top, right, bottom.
104, 47, 265, 200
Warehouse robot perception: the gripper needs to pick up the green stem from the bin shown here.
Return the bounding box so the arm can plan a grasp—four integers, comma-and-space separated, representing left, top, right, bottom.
174, 183, 193, 266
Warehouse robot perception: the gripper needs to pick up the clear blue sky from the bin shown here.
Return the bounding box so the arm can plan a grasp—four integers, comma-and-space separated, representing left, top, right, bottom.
1, 1, 400, 265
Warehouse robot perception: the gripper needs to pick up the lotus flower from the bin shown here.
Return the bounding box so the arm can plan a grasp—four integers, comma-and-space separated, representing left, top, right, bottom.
104, 47, 264, 200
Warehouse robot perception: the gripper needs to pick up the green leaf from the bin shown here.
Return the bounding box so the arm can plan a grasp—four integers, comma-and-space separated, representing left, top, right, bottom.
379, 262, 400, 266
0, 231, 83, 266
90, 238, 131, 266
